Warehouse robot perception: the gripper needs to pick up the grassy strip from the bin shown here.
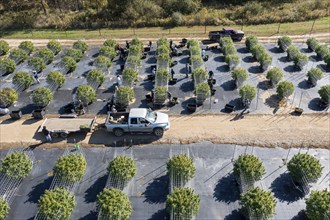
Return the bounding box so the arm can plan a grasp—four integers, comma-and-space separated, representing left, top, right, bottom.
1, 17, 329, 40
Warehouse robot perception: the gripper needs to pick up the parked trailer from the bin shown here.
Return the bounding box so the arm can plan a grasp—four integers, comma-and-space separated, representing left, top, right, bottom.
39, 117, 96, 138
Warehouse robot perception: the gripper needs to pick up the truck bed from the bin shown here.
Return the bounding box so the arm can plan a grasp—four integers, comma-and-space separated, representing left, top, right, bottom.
39, 117, 95, 133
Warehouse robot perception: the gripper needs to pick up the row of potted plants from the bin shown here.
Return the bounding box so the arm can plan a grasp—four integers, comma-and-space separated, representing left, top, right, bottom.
246, 36, 272, 71
307, 37, 330, 66
220, 37, 240, 70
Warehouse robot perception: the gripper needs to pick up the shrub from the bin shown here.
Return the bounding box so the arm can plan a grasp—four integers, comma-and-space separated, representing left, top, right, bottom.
306, 38, 319, 51
103, 39, 117, 48
315, 44, 330, 59
130, 38, 143, 51
107, 156, 136, 183
28, 57, 46, 73
220, 37, 233, 48
126, 55, 142, 67
245, 36, 258, 51
38, 187, 75, 219
305, 189, 330, 220
129, 45, 143, 57
99, 46, 116, 60
266, 68, 284, 87
9, 48, 28, 64
167, 154, 195, 182
76, 85, 97, 105
47, 40, 62, 55
0, 87, 18, 107
66, 48, 83, 62
225, 54, 240, 70
156, 53, 170, 64
259, 52, 272, 71
277, 36, 292, 52
231, 68, 249, 87
0, 59, 16, 75
73, 40, 88, 53
18, 41, 34, 55
166, 188, 200, 218
0, 198, 9, 220
97, 188, 132, 220
293, 53, 308, 69
287, 45, 300, 60
240, 187, 276, 219
54, 153, 86, 182
223, 44, 237, 56
46, 71, 65, 88
86, 69, 105, 86
233, 154, 265, 182
239, 84, 256, 104
94, 55, 112, 69
307, 68, 324, 86
189, 46, 201, 56
12, 71, 33, 90
324, 53, 330, 67
157, 45, 170, 55
36, 48, 55, 64
61, 56, 77, 73
250, 45, 266, 60
115, 86, 135, 106
188, 39, 199, 48
318, 85, 330, 103
171, 11, 183, 26
287, 153, 323, 184
154, 86, 167, 104
32, 87, 53, 107
190, 55, 203, 68
276, 81, 294, 98
195, 82, 210, 102
192, 68, 208, 83
122, 68, 138, 86
0, 151, 32, 179
0, 40, 10, 56
157, 38, 170, 48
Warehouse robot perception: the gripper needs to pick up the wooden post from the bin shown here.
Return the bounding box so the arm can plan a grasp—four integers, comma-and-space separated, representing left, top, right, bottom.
310, 19, 316, 35
277, 23, 281, 34
204, 25, 207, 34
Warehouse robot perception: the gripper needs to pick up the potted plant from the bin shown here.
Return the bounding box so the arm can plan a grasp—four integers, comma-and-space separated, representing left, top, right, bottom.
0, 88, 18, 108
0, 151, 32, 179
167, 154, 195, 184
73, 40, 88, 53
155, 68, 170, 84
0, 198, 9, 220
259, 52, 272, 71
122, 68, 138, 86
65, 48, 83, 62
231, 68, 249, 88
0, 59, 16, 75
86, 69, 105, 87
54, 153, 87, 182
107, 155, 136, 184
220, 37, 233, 48
225, 54, 240, 70
192, 68, 208, 84
266, 68, 284, 87
47, 40, 62, 55
154, 86, 167, 104
99, 46, 117, 60
126, 55, 141, 67
324, 53, 330, 67
115, 86, 135, 108
293, 53, 308, 70
277, 36, 292, 52
0, 40, 10, 56
276, 81, 294, 99
32, 87, 53, 108
195, 82, 211, 104
9, 48, 28, 64
190, 55, 203, 68
46, 71, 66, 88
36, 48, 55, 64
76, 85, 97, 105
318, 85, 330, 106
28, 57, 46, 73
18, 41, 34, 55
315, 44, 330, 59
305, 190, 330, 220
223, 44, 237, 56
245, 36, 258, 51
157, 45, 170, 55
286, 45, 300, 61
189, 46, 201, 56
306, 38, 319, 52
307, 68, 324, 87
251, 45, 266, 60
103, 39, 118, 48
61, 56, 77, 73
12, 71, 33, 90
239, 84, 256, 106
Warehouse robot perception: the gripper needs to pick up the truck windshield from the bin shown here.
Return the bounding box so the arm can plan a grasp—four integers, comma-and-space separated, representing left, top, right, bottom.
146, 110, 156, 123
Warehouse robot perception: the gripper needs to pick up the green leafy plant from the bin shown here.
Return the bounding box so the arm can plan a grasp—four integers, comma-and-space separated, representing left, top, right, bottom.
12, 71, 33, 90
0, 87, 18, 107
157, 53, 170, 64
156, 68, 170, 82
189, 46, 201, 56
0, 198, 9, 220
233, 154, 266, 182
126, 55, 141, 67
54, 153, 87, 182
154, 86, 167, 104
61, 56, 77, 73
0, 59, 16, 75
196, 82, 211, 102
231, 68, 249, 87
245, 36, 258, 51
0, 40, 10, 56
287, 153, 323, 184
305, 189, 330, 220
18, 41, 34, 55
47, 40, 62, 55
157, 45, 170, 55
188, 39, 199, 48
306, 38, 319, 52
240, 187, 276, 219
122, 68, 138, 85
99, 46, 116, 60
46, 71, 65, 88
9, 48, 28, 64
38, 187, 75, 220
307, 68, 324, 86
277, 36, 292, 52
36, 48, 55, 64
287, 45, 300, 60
223, 44, 237, 56
190, 55, 203, 68
32, 87, 53, 107
103, 39, 117, 48
0, 151, 32, 179
115, 86, 135, 106
86, 69, 105, 86
94, 55, 112, 69
130, 38, 143, 51
225, 54, 240, 70
293, 53, 308, 69
266, 68, 284, 87
250, 45, 266, 60
220, 37, 233, 48
239, 84, 256, 104
318, 85, 330, 103
97, 188, 132, 220
315, 44, 330, 59
259, 52, 272, 71
66, 48, 83, 62
129, 45, 142, 56
107, 156, 136, 183
73, 40, 88, 53
167, 154, 195, 182
192, 68, 207, 83
166, 188, 200, 218
76, 85, 97, 105
157, 38, 170, 48
276, 81, 294, 98
324, 53, 330, 67
28, 57, 46, 73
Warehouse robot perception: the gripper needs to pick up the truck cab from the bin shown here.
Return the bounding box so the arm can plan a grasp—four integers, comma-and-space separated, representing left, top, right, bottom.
209, 28, 245, 42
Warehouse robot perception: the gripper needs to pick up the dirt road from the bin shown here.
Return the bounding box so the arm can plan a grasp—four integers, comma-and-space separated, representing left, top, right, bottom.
0, 113, 329, 149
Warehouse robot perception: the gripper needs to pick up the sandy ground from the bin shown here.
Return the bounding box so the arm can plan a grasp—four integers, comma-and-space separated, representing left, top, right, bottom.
0, 113, 329, 149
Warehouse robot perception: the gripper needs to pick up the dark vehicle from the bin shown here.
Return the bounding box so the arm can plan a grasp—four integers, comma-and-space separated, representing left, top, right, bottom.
209, 28, 244, 42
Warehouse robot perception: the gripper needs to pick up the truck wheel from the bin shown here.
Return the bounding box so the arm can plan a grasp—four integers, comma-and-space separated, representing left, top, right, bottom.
114, 128, 124, 137
51, 132, 59, 138
60, 132, 68, 138
153, 128, 164, 137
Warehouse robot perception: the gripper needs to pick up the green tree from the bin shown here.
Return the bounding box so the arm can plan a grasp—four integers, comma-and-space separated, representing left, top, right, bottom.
171, 11, 183, 26
61, 56, 77, 73
277, 36, 292, 52
196, 82, 210, 102
28, 57, 46, 72
156, 53, 170, 65
122, 68, 138, 86
318, 85, 330, 103
32, 87, 53, 107
315, 44, 330, 59
157, 38, 170, 48
0, 59, 16, 75
0, 88, 18, 107
154, 86, 167, 103
38, 187, 75, 220
103, 39, 117, 48
12, 71, 33, 90
166, 188, 200, 219
0, 151, 32, 179
305, 189, 330, 220
130, 38, 143, 51
307, 68, 324, 86
0, 198, 9, 220
225, 54, 240, 70
233, 154, 266, 182
155, 68, 170, 83
167, 154, 195, 183
36, 48, 55, 64
239, 84, 256, 104
97, 188, 132, 220
129, 45, 142, 56
99, 46, 116, 60
220, 37, 233, 48
9, 48, 28, 64
223, 44, 237, 56
86, 69, 105, 86
266, 68, 284, 87
107, 155, 136, 184
76, 85, 97, 105
287, 153, 323, 184
115, 86, 135, 106
46, 71, 65, 88
293, 53, 308, 69
73, 40, 88, 53
286, 45, 300, 60
276, 81, 294, 99
0, 40, 10, 56
231, 68, 249, 87
157, 45, 170, 55
192, 68, 207, 83
324, 53, 330, 67
250, 45, 266, 60
245, 36, 258, 51
240, 187, 276, 219
306, 38, 319, 52
66, 48, 83, 62
18, 41, 34, 55
189, 46, 201, 56
259, 52, 272, 71
47, 40, 62, 55
54, 153, 87, 182
190, 55, 203, 68
94, 55, 112, 69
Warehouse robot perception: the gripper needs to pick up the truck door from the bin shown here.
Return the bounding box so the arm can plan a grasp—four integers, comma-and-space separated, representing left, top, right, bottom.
139, 117, 153, 132
129, 117, 143, 132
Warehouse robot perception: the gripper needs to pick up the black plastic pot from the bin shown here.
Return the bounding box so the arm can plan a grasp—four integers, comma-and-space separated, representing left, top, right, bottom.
32, 109, 45, 119
225, 104, 235, 113
10, 110, 22, 120
187, 103, 197, 112
169, 78, 177, 85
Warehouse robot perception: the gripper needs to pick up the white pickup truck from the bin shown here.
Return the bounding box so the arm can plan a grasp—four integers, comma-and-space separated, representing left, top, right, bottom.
105, 108, 170, 137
